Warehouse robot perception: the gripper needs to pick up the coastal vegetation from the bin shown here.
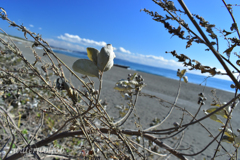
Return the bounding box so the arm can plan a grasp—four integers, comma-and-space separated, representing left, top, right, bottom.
0, 0, 240, 159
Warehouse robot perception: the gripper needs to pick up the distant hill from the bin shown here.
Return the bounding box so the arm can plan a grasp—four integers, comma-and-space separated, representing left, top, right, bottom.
0, 32, 86, 54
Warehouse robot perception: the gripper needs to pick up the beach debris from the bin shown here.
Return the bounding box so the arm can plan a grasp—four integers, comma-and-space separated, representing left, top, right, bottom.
150, 117, 161, 127
115, 105, 127, 110
72, 44, 115, 78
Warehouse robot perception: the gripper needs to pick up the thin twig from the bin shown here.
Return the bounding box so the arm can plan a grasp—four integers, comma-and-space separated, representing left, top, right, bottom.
113, 90, 140, 126
178, 0, 240, 90
222, 0, 240, 39
144, 78, 181, 131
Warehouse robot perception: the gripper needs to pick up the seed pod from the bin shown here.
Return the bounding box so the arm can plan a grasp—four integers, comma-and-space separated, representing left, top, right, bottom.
72, 59, 99, 77
230, 84, 235, 88
97, 44, 116, 72
173, 122, 180, 127
198, 92, 205, 97
237, 60, 240, 66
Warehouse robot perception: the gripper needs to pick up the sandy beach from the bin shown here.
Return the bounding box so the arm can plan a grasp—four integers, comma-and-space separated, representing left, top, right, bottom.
10, 39, 239, 159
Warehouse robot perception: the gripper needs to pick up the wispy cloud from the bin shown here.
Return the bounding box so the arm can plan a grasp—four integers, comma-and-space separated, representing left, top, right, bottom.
57, 33, 107, 47
56, 33, 183, 70
29, 24, 34, 27
38, 27, 42, 30
49, 34, 232, 81
115, 51, 232, 81
118, 47, 131, 54
46, 39, 85, 52
114, 51, 183, 70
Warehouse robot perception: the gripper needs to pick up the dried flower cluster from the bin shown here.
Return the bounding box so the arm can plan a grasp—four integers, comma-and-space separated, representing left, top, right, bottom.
167, 50, 221, 76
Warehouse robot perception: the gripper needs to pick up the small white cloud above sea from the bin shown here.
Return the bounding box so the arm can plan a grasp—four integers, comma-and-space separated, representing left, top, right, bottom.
119, 47, 131, 54
57, 33, 107, 47
45, 38, 86, 52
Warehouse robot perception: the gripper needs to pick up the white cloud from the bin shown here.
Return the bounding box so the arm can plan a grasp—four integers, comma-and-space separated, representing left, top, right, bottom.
114, 51, 232, 81
119, 47, 131, 54
43, 34, 234, 82
57, 33, 107, 47
46, 39, 85, 52
145, 55, 168, 62
38, 27, 42, 30
53, 33, 185, 71
114, 51, 183, 70
29, 24, 34, 27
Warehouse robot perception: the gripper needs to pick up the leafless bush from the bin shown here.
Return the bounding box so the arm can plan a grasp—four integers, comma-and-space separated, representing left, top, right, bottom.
0, 0, 240, 159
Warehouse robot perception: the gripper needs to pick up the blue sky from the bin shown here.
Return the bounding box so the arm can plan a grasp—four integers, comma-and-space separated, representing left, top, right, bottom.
1, 0, 240, 80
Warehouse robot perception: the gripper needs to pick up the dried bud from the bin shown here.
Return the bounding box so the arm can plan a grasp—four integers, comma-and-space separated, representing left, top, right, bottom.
173, 122, 180, 127
230, 84, 235, 88
97, 44, 116, 72
94, 90, 99, 95
124, 93, 131, 100
198, 92, 205, 97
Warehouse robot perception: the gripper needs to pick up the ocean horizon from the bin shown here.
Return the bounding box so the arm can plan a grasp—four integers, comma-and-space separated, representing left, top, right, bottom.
53, 49, 235, 93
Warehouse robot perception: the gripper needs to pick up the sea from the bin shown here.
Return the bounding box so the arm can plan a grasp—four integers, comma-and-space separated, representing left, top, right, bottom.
53, 49, 235, 93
